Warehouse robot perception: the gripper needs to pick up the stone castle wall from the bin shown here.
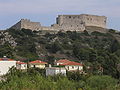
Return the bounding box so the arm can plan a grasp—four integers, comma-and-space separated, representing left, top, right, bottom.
80, 14, 107, 28
11, 21, 21, 30
56, 15, 85, 31
11, 19, 41, 31
10, 14, 107, 32
56, 14, 107, 30
21, 19, 41, 30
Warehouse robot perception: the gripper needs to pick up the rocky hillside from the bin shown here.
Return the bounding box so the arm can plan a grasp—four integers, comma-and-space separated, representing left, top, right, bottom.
0, 28, 120, 60
1, 28, 120, 77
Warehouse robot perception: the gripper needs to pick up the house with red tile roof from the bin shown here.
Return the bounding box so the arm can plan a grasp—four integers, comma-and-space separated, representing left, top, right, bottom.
0, 58, 15, 61
54, 59, 83, 71
16, 61, 27, 70
0, 58, 17, 75
29, 60, 47, 69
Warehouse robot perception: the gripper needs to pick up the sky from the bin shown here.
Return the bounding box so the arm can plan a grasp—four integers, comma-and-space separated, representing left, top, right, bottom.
0, 0, 120, 30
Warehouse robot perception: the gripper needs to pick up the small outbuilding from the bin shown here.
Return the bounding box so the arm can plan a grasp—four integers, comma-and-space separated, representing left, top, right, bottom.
46, 67, 66, 76
16, 61, 27, 70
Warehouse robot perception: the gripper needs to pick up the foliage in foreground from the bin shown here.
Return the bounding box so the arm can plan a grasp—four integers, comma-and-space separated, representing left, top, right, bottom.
0, 68, 119, 90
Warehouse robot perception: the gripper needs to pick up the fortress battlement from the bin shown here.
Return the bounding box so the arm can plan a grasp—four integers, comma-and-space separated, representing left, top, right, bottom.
10, 14, 107, 31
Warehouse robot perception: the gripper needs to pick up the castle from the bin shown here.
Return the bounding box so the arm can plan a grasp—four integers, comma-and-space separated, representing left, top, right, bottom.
11, 14, 107, 31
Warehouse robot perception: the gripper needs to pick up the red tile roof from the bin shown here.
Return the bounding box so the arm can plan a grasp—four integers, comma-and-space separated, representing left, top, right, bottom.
57, 59, 83, 66
60, 61, 83, 66
29, 60, 47, 64
17, 61, 27, 64
56, 59, 71, 63
0, 58, 15, 61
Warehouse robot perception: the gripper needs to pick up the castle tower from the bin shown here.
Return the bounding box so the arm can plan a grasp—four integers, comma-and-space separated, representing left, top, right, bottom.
56, 15, 85, 31
55, 14, 107, 31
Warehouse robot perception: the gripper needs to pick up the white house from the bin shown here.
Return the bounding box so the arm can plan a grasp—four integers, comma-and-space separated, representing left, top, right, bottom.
29, 60, 47, 69
46, 67, 66, 76
16, 61, 27, 70
55, 59, 83, 71
0, 58, 16, 76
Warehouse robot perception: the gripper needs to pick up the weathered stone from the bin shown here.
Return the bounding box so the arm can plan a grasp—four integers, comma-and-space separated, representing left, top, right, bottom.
10, 14, 107, 32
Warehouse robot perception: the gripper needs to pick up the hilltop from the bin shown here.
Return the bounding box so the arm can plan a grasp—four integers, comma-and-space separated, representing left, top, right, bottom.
10, 14, 107, 32
0, 27, 120, 78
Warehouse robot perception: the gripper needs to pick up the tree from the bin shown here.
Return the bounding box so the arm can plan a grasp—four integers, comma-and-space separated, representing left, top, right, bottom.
46, 56, 55, 65
86, 75, 117, 90
108, 29, 116, 33
47, 41, 63, 53
110, 39, 120, 53
103, 54, 120, 78
83, 30, 89, 36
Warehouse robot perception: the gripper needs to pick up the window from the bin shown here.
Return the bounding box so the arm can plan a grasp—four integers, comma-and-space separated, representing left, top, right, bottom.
34, 65, 36, 68
72, 66, 74, 68
73, 17, 75, 19
68, 66, 69, 70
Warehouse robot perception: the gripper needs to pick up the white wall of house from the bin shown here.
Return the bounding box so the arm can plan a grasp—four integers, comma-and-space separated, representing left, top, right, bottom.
55, 62, 63, 66
46, 68, 66, 76
30, 64, 46, 69
65, 65, 83, 71
16, 64, 27, 70
0, 61, 16, 75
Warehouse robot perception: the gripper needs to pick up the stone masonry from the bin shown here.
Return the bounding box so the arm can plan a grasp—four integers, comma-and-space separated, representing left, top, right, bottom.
11, 19, 41, 31
10, 14, 107, 32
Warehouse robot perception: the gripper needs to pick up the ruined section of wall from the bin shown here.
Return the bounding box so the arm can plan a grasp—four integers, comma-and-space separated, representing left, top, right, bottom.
11, 19, 59, 31
20, 19, 41, 30
10, 14, 107, 32
11, 19, 41, 31
40, 26, 59, 31
11, 20, 21, 30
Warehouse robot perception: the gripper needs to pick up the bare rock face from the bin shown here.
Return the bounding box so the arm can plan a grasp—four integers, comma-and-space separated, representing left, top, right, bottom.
0, 31, 17, 48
